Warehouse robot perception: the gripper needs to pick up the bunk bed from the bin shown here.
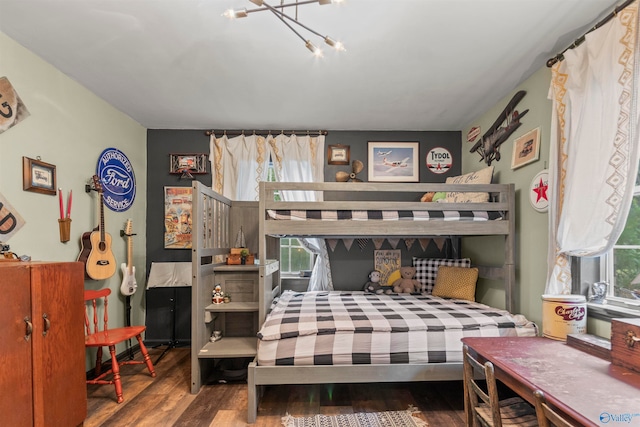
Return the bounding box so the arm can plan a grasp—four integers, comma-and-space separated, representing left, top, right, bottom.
246, 181, 536, 423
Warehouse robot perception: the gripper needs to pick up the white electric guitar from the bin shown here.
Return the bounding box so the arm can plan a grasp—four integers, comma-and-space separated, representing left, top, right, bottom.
120, 219, 137, 296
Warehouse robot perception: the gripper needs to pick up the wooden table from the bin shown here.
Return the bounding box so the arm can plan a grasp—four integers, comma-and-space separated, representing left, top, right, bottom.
461, 336, 640, 427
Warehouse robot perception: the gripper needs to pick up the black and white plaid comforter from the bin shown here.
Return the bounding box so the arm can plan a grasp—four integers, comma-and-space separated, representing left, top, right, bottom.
256, 291, 537, 366
267, 209, 503, 221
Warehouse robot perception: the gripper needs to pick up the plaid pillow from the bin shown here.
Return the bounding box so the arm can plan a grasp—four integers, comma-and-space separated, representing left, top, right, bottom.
412, 257, 471, 294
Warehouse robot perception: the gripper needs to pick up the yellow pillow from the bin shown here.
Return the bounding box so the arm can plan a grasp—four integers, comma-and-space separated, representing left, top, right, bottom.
386, 269, 402, 287
432, 266, 479, 301
445, 165, 493, 203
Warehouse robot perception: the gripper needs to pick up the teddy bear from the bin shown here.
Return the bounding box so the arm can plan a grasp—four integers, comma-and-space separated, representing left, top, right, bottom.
363, 270, 393, 294
392, 266, 421, 293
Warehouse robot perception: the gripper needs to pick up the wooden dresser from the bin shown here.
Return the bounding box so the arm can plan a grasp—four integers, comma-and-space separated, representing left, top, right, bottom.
0, 261, 87, 427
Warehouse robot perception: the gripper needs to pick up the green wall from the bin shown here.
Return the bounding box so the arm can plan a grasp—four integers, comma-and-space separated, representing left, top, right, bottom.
460, 67, 552, 327
0, 31, 148, 365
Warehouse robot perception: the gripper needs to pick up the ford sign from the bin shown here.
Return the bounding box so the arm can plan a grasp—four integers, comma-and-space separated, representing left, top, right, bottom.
97, 148, 136, 212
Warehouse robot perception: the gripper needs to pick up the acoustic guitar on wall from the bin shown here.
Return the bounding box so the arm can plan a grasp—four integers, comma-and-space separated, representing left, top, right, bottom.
85, 175, 116, 280
120, 219, 137, 296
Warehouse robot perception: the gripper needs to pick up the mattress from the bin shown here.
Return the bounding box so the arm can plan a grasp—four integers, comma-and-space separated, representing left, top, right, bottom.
267, 209, 503, 221
256, 291, 537, 366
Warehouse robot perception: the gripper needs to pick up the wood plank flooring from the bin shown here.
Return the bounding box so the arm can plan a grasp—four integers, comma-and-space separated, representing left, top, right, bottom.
85, 347, 466, 426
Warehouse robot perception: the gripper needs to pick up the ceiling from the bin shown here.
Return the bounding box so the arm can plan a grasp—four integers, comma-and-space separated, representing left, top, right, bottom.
0, 0, 621, 131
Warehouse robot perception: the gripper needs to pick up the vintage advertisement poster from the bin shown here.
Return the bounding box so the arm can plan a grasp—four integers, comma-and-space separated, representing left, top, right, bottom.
0, 191, 26, 242
374, 249, 401, 286
0, 77, 30, 134
164, 186, 192, 249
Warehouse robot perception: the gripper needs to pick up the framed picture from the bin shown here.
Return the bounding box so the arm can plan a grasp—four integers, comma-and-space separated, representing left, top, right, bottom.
368, 141, 419, 182
511, 127, 540, 169
327, 144, 350, 165
169, 153, 207, 174
164, 186, 193, 249
22, 156, 56, 195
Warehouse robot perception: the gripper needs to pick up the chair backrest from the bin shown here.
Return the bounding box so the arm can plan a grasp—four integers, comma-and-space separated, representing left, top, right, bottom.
84, 288, 112, 336
463, 344, 502, 427
533, 390, 574, 427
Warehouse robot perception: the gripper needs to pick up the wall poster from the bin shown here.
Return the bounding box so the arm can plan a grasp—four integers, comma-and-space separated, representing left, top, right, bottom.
164, 186, 192, 249
374, 249, 401, 286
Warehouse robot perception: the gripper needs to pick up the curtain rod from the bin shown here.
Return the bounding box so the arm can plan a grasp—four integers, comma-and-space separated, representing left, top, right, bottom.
546, 0, 636, 67
204, 129, 328, 137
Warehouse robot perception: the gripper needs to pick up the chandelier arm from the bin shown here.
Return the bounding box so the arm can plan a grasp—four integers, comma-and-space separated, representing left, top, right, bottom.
276, 9, 325, 39
266, 6, 308, 44
247, 0, 321, 13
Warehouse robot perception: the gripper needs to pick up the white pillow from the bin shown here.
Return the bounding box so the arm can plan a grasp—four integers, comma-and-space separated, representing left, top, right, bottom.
445, 165, 494, 203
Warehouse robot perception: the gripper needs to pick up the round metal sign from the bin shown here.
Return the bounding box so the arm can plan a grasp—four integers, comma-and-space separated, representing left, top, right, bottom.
96, 148, 136, 212
426, 147, 452, 174
529, 170, 549, 212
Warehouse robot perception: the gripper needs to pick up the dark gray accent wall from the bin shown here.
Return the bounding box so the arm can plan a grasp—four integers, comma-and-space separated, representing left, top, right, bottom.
146, 130, 211, 277
146, 129, 462, 287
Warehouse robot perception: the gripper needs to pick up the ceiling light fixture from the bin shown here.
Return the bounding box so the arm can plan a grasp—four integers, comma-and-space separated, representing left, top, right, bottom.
223, 0, 345, 55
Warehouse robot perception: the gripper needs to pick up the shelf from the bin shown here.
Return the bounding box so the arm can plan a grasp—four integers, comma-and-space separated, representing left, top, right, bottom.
206, 301, 258, 312
198, 337, 257, 358
213, 264, 260, 272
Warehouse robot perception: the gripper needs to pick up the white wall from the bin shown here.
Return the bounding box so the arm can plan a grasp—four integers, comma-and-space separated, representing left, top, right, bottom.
0, 31, 148, 362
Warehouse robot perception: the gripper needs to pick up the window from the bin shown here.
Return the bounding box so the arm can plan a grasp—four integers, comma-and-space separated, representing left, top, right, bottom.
267, 157, 314, 275
601, 167, 640, 309
280, 237, 314, 275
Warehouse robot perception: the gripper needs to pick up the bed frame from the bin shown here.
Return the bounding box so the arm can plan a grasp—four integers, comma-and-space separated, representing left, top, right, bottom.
245, 181, 516, 423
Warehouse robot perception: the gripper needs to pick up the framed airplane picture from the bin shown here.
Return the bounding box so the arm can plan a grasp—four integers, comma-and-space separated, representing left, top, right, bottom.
368, 141, 419, 182
511, 127, 540, 169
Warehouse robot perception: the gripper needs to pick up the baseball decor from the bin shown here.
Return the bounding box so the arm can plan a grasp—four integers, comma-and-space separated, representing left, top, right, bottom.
529, 170, 549, 212
426, 147, 452, 174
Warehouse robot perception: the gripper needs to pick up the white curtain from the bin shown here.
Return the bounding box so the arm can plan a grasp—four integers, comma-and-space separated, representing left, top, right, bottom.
210, 132, 333, 291
546, 2, 640, 294
210, 133, 270, 201
267, 134, 333, 292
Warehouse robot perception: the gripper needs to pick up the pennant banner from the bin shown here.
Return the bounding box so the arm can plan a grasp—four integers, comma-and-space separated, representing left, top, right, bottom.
372, 238, 385, 250
342, 238, 354, 251
326, 239, 339, 252
434, 238, 447, 253
404, 238, 415, 250
357, 239, 368, 251
419, 238, 431, 252
387, 238, 400, 249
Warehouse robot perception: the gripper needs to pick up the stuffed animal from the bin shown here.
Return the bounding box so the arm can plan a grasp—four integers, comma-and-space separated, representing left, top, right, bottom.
363, 270, 392, 294
392, 266, 421, 293
420, 191, 446, 202
420, 192, 435, 202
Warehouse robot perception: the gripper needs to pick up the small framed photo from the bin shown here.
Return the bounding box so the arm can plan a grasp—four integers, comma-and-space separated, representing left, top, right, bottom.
22, 156, 56, 195
368, 141, 419, 182
170, 153, 208, 174
511, 127, 540, 170
327, 144, 350, 165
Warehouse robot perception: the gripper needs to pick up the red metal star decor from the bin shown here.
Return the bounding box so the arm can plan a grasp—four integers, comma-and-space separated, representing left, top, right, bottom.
529, 170, 549, 212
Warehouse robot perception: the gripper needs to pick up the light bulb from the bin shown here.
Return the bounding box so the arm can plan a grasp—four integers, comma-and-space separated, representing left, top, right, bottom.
324, 36, 345, 51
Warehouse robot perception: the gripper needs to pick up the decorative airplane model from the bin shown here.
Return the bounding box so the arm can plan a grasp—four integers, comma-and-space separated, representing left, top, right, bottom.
470, 90, 529, 165
383, 157, 409, 170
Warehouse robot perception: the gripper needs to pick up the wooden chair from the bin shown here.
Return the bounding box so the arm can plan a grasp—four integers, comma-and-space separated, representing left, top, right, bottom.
533, 390, 574, 427
463, 345, 537, 427
84, 288, 156, 403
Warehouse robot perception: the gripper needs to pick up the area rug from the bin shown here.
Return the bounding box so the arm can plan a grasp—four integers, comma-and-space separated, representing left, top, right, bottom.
281, 405, 427, 427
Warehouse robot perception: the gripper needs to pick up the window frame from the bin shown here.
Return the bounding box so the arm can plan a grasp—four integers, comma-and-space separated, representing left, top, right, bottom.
591, 182, 640, 319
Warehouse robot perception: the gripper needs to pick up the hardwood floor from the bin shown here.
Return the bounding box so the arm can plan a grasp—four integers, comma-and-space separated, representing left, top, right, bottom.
85, 347, 466, 426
